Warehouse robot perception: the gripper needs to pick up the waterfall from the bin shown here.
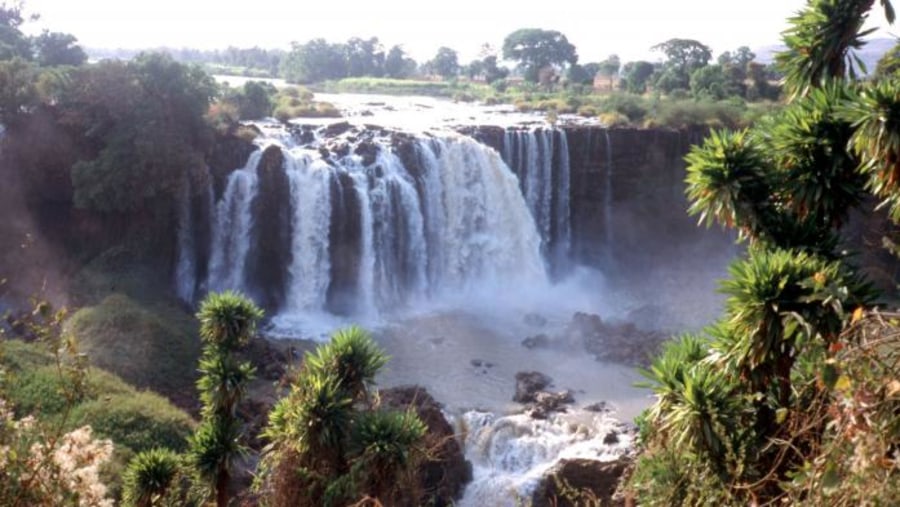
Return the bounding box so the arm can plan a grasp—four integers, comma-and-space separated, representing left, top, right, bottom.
207, 149, 263, 294
200, 126, 546, 323
283, 152, 333, 312
500, 127, 571, 274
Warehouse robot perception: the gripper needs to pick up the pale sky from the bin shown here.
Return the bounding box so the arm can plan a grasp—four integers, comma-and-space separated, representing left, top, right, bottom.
22, 0, 897, 63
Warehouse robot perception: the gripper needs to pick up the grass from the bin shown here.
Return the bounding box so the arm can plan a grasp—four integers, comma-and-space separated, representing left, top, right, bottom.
65, 293, 201, 405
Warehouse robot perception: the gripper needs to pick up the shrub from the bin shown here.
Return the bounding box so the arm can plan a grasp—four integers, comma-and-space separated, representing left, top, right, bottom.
600, 93, 648, 122
70, 392, 196, 454
65, 293, 201, 401
598, 111, 630, 127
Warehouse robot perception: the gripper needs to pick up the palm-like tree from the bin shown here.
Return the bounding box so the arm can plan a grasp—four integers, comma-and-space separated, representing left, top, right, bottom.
122, 448, 181, 507
843, 79, 900, 219
257, 327, 424, 506
303, 325, 388, 402
778, 0, 896, 99
190, 291, 262, 507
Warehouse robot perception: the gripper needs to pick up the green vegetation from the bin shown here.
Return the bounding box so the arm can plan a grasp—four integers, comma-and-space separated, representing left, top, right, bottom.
189, 291, 261, 507
256, 326, 426, 506
0, 301, 195, 506
630, 1, 900, 505
122, 448, 186, 507
66, 293, 201, 401
502, 28, 578, 83
272, 85, 340, 120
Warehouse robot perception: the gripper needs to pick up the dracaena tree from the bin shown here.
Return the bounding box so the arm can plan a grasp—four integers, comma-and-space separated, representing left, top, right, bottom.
631, 1, 900, 504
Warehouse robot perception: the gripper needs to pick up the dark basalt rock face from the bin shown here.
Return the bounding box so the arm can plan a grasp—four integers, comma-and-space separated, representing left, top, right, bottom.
379, 385, 472, 506
326, 170, 364, 315
245, 145, 292, 313
207, 130, 257, 200
531, 457, 631, 507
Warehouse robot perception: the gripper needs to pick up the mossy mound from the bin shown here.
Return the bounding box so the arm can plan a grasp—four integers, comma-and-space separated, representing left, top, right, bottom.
65, 293, 201, 407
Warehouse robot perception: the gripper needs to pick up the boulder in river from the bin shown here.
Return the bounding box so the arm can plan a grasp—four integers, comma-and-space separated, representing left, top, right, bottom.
531, 456, 631, 507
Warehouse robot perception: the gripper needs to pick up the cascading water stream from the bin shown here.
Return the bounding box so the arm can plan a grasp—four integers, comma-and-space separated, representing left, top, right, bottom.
603, 129, 614, 265
201, 126, 547, 326
500, 127, 572, 275
207, 149, 262, 294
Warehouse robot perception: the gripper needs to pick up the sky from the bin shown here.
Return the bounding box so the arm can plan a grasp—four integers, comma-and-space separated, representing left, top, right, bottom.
22, 0, 898, 64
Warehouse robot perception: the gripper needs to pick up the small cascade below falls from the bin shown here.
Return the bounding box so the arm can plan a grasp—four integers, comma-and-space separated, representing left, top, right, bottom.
501, 127, 571, 276
459, 410, 632, 506
197, 124, 546, 324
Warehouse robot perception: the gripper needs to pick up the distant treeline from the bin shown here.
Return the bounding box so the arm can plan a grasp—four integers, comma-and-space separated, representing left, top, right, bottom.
88, 46, 286, 76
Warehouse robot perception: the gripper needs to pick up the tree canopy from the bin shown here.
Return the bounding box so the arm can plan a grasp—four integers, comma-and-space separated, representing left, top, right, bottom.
651, 38, 712, 92
427, 46, 459, 79
502, 28, 577, 82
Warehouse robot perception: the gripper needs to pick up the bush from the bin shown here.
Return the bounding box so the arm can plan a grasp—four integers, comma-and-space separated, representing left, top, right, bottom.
598, 112, 631, 127
65, 293, 201, 401
6, 365, 132, 419
70, 392, 196, 454
600, 93, 648, 122
651, 99, 747, 129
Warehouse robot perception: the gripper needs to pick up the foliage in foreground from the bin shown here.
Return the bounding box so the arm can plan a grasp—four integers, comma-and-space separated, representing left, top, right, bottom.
630, 1, 900, 504
255, 326, 426, 506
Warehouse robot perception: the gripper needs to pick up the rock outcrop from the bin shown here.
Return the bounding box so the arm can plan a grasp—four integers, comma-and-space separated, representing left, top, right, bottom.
513, 371, 575, 419
531, 457, 631, 507
563, 312, 668, 367
379, 385, 472, 505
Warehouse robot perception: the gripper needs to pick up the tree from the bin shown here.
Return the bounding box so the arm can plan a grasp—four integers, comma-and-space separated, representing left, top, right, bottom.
566, 63, 592, 85
383, 45, 416, 78
0, 1, 32, 60
233, 80, 274, 120
257, 327, 426, 506
33, 30, 86, 67
651, 38, 712, 91
597, 54, 620, 89
122, 448, 183, 507
427, 46, 459, 79
619, 60, 655, 93
874, 38, 900, 78
66, 53, 217, 213
281, 39, 347, 83
502, 28, 577, 82
777, 0, 893, 98
689, 64, 732, 99
344, 37, 384, 78
632, 1, 900, 504
0, 56, 35, 123
190, 291, 262, 507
